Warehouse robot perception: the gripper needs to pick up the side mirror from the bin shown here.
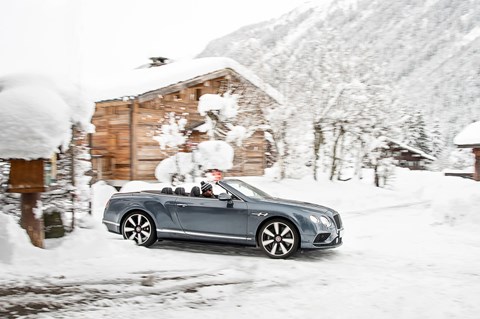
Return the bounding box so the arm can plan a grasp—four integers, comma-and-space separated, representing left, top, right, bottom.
218, 193, 232, 201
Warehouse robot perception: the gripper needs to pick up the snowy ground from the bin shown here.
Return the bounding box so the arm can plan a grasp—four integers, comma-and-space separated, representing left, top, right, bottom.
1, 168, 480, 318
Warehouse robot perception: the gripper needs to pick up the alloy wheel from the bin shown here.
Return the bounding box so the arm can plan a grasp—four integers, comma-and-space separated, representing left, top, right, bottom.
122, 212, 156, 246
260, 220, 298, 258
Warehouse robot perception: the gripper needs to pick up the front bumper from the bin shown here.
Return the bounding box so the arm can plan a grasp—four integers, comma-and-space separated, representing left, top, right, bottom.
300, 228, 343, 249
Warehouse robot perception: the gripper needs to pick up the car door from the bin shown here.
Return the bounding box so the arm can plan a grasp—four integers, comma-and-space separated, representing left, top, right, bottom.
175, 196, 249, 242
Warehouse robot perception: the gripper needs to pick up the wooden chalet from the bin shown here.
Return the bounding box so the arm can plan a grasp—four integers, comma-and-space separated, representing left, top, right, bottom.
90, 57, 282, 186
453, 121, 480, 181
385, 138, 436, 170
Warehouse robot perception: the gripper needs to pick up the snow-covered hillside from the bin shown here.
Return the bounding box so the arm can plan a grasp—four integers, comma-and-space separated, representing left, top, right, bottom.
198, 0, 480, 161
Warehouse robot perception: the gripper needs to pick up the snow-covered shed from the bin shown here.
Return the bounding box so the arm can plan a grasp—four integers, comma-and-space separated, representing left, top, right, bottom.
385, 138, 436, 170
0, 74, 94, 247
454, 121, 480, 181
90, 57, 283, 185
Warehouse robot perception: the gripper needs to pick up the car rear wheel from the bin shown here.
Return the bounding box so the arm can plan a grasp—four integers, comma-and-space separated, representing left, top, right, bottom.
122, 211, 157, 247
259, 219, 299, 259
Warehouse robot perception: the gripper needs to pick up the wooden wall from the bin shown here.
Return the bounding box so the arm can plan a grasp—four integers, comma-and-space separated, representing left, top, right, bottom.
91, 100, 132, 180
474, 148, 480, 181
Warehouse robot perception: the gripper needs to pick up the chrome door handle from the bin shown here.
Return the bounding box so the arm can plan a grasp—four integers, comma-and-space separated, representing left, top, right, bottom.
177, 204, 188, 207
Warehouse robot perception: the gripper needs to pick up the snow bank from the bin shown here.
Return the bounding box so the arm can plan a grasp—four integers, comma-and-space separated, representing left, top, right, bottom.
0, 74, 95, 159
0, 214, 15, 264
89, 181, 118, 226
0, 213, 40, 265
429, 176, 480, 228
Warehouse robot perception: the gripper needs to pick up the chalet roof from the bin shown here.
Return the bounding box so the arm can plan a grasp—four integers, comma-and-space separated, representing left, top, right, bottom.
385, 137, 436, 161
454, 121, 480, 148
90, 57, 284, 104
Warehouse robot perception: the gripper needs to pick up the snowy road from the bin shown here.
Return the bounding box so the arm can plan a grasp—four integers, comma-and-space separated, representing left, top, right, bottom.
2, 201, 479, 319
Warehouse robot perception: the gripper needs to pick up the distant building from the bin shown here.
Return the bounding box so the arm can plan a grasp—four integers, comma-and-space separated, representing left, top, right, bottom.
453, 121, 480, 181
90, 57, 283, 186
385, 138, 436, 170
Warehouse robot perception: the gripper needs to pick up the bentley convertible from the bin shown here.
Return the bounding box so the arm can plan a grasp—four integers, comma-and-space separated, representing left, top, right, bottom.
102, 179, 343, 259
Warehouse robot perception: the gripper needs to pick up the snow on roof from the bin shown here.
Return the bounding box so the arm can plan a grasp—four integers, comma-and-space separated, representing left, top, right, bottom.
0, 74, 95, 160
454, 121, 480, 147
385, 137, 436, 161
89, 57, 284, 104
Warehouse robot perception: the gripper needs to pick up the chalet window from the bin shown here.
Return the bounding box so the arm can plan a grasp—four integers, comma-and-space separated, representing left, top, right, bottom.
195, 89, 202, 101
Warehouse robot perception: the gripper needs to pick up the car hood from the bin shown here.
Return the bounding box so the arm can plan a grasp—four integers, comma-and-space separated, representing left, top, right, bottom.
262, 197, 336, 215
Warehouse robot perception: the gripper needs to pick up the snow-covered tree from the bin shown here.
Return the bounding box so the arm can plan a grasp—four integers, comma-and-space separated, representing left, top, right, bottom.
154, 112, 187, 150
153, 113, 190, 184
198, 93, 239, 141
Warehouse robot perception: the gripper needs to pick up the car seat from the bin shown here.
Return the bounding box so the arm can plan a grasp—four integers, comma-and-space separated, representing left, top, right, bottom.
174, 187, 186, 196
189, 186, 200, 197
161, 187, 173, 194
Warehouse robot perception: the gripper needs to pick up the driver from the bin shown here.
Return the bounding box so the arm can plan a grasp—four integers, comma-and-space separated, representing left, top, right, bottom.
200, 181, 216, 198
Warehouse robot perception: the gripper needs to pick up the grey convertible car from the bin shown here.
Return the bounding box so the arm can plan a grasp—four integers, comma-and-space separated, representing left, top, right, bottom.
103, 179, 343, 259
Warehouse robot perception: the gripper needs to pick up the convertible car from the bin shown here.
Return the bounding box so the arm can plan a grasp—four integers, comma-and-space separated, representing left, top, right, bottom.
103, 179, 343, 259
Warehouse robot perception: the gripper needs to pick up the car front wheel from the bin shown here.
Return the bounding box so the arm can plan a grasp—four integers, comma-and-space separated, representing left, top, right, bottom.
259, 219, 299, 259
121, 211, 157, 247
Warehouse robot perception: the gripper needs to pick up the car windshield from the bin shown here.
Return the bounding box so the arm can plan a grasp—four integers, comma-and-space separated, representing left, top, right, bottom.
222, 179, 273, 200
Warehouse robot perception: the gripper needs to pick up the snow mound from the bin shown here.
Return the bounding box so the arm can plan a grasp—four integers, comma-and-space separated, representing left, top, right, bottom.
0, 73, 94, 159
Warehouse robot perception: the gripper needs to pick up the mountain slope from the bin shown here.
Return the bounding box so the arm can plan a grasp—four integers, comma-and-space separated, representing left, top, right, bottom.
198, 0, 480, 143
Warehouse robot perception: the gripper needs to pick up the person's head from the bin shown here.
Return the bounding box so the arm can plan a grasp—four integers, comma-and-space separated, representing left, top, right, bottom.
201, 181, 213, 197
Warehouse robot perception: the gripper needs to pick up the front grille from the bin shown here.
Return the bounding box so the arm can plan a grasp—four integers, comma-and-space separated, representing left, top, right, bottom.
333, 214, 343, 229
314, 233, 330, 243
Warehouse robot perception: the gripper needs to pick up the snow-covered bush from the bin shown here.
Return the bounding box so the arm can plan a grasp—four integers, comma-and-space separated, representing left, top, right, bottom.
155, 152, 196, 184
196, 141, 234, 171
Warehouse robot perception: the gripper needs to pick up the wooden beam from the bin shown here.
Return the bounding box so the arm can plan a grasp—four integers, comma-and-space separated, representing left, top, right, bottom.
130, 99, 138, 180
474, 148, 480, 181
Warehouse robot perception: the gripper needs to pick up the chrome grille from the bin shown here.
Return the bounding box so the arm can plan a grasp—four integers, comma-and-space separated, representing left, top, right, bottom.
333, 214, 343, 229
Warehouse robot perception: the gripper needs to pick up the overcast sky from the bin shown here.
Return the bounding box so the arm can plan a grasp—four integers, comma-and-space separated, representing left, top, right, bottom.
0, 0, 308, 81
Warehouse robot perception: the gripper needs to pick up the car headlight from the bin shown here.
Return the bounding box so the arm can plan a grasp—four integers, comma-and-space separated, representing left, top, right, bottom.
309, 215, 319, 223
319, 216, 332, 227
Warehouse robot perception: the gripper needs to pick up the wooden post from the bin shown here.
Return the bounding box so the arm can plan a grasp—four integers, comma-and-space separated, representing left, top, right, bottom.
474, 148, 480, 182
130, 99, 138, 180
20, 193, 44, 248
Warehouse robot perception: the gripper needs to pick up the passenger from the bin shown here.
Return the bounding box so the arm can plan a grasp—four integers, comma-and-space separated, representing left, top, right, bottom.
200, 181, 216, 198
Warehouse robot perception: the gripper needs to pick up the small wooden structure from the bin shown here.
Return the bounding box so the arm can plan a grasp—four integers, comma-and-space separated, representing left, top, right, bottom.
6, 159, 46, 248
385, 138, 436, 170
8, 159, 46, 193
91, 58, 281, 185
453, 121, 480, 181
1, 129, 92, 248
453, 143, 480, 181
